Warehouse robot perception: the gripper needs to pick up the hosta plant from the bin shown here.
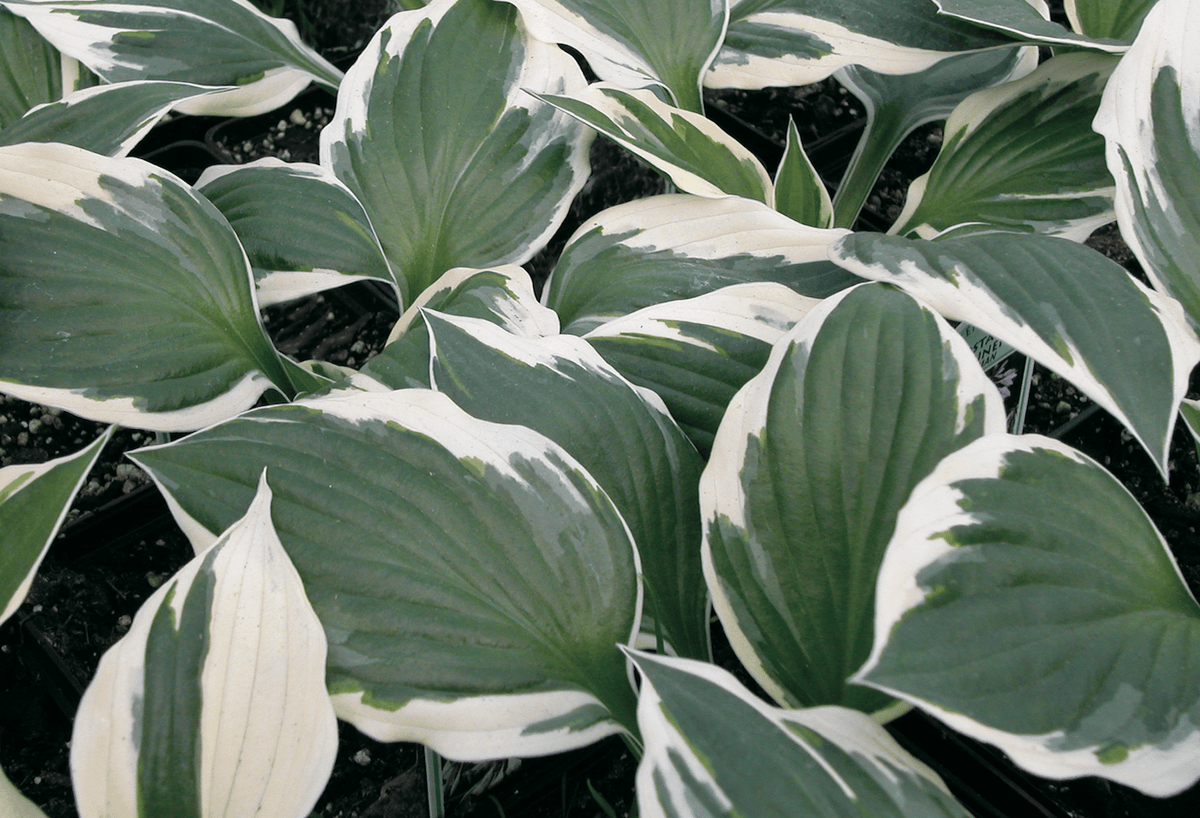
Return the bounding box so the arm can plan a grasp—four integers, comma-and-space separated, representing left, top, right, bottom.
3, 0, 1200, 815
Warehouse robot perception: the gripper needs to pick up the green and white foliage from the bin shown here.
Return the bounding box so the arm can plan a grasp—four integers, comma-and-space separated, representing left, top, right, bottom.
0, 426, 111, 625
629, 650, 972, 818
0, 80, 215, 154
363, 264, 558, 389
856, 434, 1200, 797
505, 0, 727, 114
831, 231, 1200, 476
537, 83, 773, 204
131, 389, 642, 758
423, 310, 709, 660
709, 0, 1017, 90
197, 159, 398, 307
70, 473, 338, 818
933, 0, 1130, 51
702, 283, 1005, 714
1094, 0, 1200, 331
889, 51, 1119, 240
583, 282, 820, 456
0, 0, 342, 116
0, 142, 295, 430
773, 118, 833, 227
544, 194, 856, 335
1067, 0, 1158, 41
321, 0, 592, 306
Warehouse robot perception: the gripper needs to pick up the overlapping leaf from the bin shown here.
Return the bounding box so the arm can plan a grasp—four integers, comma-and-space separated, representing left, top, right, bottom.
702, 283, 1005, 713
544, 194, 856, 335
537, 83, 773, 204
424, 310, 708, 660
832, 231, 1200, 476
889, 52, 1118, 240
0, 80, 216, 155
856, 434, 1200, 797
197, 159, 398, 307
629, 650, 972, 818
1094, 0, 1200, 331
0, 142, 295, 430
934, 0, 1130, 50
131, 390, 642, 758
584, 282, 819, 456
0, 6, 61, 127
1, 0, 342, 116
773, 119, 832, 227
321, 0, 592, 306
70, 474, 338, 818
1067, 0, 1157, 41
0, 426, 111, 625
709, 0, 1016, 90
507, 0, 727, 113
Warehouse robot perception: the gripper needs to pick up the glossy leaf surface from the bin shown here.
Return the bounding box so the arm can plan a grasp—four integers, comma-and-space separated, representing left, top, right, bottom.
132, 390, 641, 757
857, 434, 1200, 797
0, 142, 292, 430
702, 283, 1005, 713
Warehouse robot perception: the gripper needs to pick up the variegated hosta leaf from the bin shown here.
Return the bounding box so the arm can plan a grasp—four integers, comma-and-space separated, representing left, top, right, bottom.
708, 0, 1017, 91
0, 426, 112, 625
889, 52, 1119, 241
0, 142, 295, 431
1181, 398, 1200, 464
321, 0, 592, 307
1094, 0, 1200, 332
702, 283, 1005, 713
0, 6, 61, 127
583, 282, 820, 456
773, 118, 832, 228
855, 434, 1200, 797
506, 0, 727, 114
831, 231, 1200, 477
131, 390, 642, 758
424, 310, 708, 660
832, 43, 1038, 228
1, 0, 343, 116
537, 83, 773, 204
196, 159, 398, 308
362, 264, 558, 390
1, 766, 48, 818
0, 80, 216, 156
543, 194, 858, 335
1067, 0, 1157, 41
628, 650, 972, 818
70, 473, 338, 818
934, 0, 1130, 50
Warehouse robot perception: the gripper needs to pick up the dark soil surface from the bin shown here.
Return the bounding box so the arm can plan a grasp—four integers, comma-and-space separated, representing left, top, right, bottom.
4, 3, 1200, 818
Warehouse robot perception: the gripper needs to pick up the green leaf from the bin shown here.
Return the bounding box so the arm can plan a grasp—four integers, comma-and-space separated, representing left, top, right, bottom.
424, 310, 709, 660
889, 52, 1119, 240
0, 143, 293, 430
1094, 0, 1200, 332
1066, 0, 1157, 41
0, 6, 60, 128
507, 0, 727, 114
710, 0, 1016, 90
628, 650, 972, 818
831, 231, 1200, 477
1, 0, 343, 116
197, 159, 399, 307
544, 194, 857, 335
0, 765, 48, 818
537, 83, 773, 204
131, 390, 641, 757
0, 426, 111, 625
855, 434, 1200, 797
584, 282, 819, 456
773, 118, 832, 227
0, 80, 216, 156
1181, 399, 1200, 465
933, 0, 1130, 51
362, 265, 558, 390
702, 283, 1005, 713
70, 473, 338, 818
321, 0, 592, 306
